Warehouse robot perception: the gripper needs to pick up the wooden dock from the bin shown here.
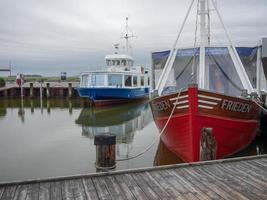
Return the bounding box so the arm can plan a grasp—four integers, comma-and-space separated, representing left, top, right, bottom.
0, 82, 79, 98
0, 155, 267, 200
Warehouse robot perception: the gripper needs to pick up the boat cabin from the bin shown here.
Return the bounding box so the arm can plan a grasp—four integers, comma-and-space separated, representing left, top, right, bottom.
80, 72, 150, 89
105, 54, 134, 71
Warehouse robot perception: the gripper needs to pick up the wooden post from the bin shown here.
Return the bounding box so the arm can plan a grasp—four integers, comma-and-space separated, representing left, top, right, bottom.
94, 134, 116, 170
4, 89, 8, 98
30, 83, 34, 98
46, 83, 50, 98
68, 83, 72, 98
200, 128, 217, 161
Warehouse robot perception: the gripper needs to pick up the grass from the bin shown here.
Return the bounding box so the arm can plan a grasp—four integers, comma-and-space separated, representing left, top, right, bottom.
4, 76, 80, 83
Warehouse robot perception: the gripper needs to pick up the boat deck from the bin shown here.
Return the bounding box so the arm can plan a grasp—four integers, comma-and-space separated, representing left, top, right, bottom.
0, 155, 267, 200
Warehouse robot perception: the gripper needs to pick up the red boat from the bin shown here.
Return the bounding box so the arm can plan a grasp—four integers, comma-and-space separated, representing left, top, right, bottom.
150, 84, 260, 162
150, 0, 263, 162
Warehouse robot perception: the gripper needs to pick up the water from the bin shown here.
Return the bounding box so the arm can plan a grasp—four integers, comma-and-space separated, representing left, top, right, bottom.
0, 98, 266, 182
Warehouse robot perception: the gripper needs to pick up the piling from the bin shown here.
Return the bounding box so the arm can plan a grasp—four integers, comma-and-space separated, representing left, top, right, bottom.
94, 134, 116, 170
200, 127, 217, 161
68, 83, 72, 98
46, 83, 50, 98
30, 83, 34, 98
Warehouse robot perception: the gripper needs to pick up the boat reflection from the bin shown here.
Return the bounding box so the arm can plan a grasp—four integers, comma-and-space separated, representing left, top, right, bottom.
75, 102, 152, 144
154, 136, 267, 166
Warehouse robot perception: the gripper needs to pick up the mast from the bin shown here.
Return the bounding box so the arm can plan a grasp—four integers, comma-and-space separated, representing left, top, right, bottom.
121, 17, 135, 54
198, 0, 209, 89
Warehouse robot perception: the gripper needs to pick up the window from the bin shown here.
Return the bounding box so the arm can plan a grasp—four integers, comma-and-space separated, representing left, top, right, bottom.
133, 76, 138, 87
108, 74, 122, 87
106, 60, 111, 66
81, 74, 88, 87
116, 60, 120, 65
122, 59, 126, 66
91, 74, 105, 86
140, 76, 144, 86
124, 75, 132, 87
148, 77, 150, 86
112, 60, 116, 65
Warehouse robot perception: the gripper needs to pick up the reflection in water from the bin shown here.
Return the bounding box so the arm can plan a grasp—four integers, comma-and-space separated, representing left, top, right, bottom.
75, 102, 152, 157
154, 136, 267, 166
154, 139, 184, 166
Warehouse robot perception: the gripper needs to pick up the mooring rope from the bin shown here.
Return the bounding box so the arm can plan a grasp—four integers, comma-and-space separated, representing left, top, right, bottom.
116, 87, 184, 162
253, 99, 267, 113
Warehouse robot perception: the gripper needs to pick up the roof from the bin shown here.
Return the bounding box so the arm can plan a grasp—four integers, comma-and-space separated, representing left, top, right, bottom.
105, 54, 134, 60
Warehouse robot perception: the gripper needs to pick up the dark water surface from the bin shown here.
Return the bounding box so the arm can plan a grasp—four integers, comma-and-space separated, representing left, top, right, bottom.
0, 98, 266, 182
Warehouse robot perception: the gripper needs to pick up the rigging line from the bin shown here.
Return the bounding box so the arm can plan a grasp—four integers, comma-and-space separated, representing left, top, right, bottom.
208, 54, 243, 91
175, 56, 194, 81
253, 99, 267, 113
116, 88, 184, 162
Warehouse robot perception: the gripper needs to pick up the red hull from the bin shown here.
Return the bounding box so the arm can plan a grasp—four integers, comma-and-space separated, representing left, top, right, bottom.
150, 85, 260, 162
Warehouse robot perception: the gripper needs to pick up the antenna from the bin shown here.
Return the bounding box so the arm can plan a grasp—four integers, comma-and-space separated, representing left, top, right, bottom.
121, 17, 136, 53
114, 43, 120, 54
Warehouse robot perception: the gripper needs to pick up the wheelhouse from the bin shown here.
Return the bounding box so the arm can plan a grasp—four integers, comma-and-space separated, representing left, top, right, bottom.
80, 72, 150, 89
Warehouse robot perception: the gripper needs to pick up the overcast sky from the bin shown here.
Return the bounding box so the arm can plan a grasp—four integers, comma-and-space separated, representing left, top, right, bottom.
0, 0, 266, 75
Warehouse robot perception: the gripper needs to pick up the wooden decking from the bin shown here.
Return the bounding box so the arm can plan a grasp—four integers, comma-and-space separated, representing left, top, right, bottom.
0, 155, 267, 200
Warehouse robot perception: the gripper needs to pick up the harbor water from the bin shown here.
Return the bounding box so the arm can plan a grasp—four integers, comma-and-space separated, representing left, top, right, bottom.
0, 98, 266, 182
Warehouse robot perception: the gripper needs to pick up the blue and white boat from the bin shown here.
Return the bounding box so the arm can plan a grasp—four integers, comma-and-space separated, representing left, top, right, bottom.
77, 18, 150, 106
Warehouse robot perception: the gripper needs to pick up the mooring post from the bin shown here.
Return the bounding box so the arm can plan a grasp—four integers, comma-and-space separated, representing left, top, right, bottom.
94, 134, 116, 170
200, 128, 217, 161
30, 83, 34, 98
68, 83, 72, 98
46, 83, 50, 98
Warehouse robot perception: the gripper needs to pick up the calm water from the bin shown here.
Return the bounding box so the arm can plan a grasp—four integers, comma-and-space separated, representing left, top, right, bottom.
0, 98, 266, 182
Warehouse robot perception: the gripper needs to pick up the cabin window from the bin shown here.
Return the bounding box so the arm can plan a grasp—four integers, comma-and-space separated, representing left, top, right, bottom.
112, 60, 116, 65
81, 74, 89, 87
108, 74, 122, 87
122, 59, 126, 66
140, 76, 144, 86
106, 60, 111, 66
116, 60, 120, 65
124, 75, 132, 87
133, 76, 138, 87
91, 74, 105, 86
127, 60, 133, 66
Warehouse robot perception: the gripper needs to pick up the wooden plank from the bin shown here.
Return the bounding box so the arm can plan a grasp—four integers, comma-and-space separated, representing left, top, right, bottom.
183, 167, 236, 200
148, 170, 183, 200
71, 179, 86, 200
205, 163, 265, 200
25, 183, 39, 200
223, 162, 267, 191
158, 169, 200, 200
131, 173, 160, 200
169, 169, 211, 200
139, 171, 174, 200
13, 185, 28, 200
112, 175, 135, 200
39, 182, 50, 200
92, 176, 111, 200
1, 185, 17, 200
115, 174, 147, 200
99, 176, 127, 200
176, 168, 222, 200
0, 188, 4, 199
82, 178, 99, 200
61, 180, 74, 200
50, 182, 62, 200
194, 167, 250, 200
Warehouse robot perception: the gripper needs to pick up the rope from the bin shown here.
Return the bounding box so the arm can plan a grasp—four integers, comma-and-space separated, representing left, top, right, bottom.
253, 99, 267, 113
116, 87, 184, 162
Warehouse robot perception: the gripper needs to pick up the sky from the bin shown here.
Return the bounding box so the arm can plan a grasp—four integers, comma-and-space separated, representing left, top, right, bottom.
0, 0, 266, 76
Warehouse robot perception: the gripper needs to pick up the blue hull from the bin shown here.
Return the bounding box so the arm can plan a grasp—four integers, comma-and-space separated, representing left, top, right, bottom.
76, 87, 149, 101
